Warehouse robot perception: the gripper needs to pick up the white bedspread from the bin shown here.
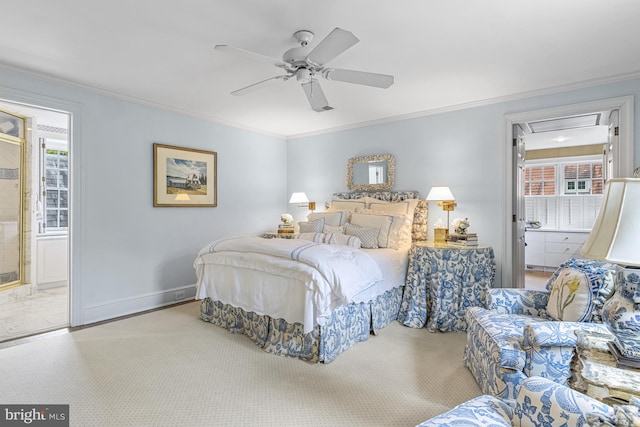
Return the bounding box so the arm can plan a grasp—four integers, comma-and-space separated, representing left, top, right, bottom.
194, 237, 384, 333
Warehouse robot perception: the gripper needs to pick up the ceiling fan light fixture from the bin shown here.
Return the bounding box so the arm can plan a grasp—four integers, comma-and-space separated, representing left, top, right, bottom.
296, 68, 312, 84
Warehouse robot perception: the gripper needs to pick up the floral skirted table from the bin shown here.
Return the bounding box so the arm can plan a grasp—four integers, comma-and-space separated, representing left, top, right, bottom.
398, 241, 496, 332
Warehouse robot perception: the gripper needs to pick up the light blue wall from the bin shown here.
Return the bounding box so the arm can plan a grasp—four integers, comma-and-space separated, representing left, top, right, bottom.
0, 65, 287, 324
288, 78, 640, 287
2, 63, 638, 323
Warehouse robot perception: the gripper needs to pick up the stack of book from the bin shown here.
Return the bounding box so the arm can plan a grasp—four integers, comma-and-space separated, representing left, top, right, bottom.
608, 341, 640, 369
277, 224, 295, 235
447, 233, 478, 247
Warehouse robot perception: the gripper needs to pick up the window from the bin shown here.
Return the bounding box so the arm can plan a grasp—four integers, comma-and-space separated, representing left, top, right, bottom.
40, 139, 68, 233
369, 165, 384, 184
524, 156, 603, 230
563, 162, 603, 195
524, 165, 556, 196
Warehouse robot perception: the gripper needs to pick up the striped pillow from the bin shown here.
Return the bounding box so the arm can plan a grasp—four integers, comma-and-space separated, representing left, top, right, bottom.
325, 233, 362, 248
307, 211, 348, 226
295, 233, 325, 243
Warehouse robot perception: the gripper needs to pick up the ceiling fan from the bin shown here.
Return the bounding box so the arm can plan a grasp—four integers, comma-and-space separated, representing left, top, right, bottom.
215, 28, 394, 112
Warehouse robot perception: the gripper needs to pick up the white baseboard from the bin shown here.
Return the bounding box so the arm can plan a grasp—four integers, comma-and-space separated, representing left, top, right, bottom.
80, 284, 197, 325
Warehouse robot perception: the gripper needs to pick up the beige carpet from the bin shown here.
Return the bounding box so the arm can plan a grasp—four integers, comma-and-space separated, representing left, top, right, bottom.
0, 302, 481, 427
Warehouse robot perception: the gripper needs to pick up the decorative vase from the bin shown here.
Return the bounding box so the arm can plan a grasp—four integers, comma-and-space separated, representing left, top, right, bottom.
602, 266, 640, 360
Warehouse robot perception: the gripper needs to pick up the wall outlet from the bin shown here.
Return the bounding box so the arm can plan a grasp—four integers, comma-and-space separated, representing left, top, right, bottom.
174, 290, 186, 300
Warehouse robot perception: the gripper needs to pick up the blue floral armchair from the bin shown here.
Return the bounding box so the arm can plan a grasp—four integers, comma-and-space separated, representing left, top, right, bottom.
416, 376, 614, 427
463, 258, 616, 399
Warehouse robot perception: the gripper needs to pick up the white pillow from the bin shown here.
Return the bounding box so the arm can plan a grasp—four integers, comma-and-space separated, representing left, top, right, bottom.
350, 211, 412, 249
349, 212, 393, 248
307, 211, 347, 226
546, 268, 594, 322
298, 217, 325, 233
323, 224, 344, 234
344, 224, 379, 249
328, 199, 366, 212
325, 233, 362, 248
295, 232, 325, 243
368, 198, 420, 216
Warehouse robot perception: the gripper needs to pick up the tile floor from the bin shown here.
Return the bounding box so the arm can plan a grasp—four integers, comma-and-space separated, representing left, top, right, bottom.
0, 285, 69, 342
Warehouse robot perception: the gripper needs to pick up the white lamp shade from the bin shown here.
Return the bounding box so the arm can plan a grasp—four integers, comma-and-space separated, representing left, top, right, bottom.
426, 186, 455, 201
289, 192, 309, 204
581, 178, 640, 266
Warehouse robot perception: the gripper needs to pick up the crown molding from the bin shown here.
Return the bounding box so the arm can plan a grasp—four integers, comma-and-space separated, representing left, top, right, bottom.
287, 70, 640, 140
0, 62, 287, 140
2, 61, 639, 142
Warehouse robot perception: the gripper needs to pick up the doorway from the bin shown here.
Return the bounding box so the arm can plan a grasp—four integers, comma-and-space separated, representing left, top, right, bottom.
503, 96, 634, 289
0, 101, 70, 342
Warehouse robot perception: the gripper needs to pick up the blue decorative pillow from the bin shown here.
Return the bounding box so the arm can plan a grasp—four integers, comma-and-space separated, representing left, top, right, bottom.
344, 223, 379, 249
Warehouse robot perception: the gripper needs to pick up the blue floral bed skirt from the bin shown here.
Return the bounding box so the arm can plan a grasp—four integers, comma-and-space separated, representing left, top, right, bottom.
200, 286, 403, 363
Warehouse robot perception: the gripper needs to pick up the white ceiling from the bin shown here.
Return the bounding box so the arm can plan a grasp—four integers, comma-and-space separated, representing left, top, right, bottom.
2, 0, 640, 138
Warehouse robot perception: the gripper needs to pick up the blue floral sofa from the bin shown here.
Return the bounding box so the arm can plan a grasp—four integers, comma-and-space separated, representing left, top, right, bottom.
463, 258, 617, 399
416, 376, 615, 426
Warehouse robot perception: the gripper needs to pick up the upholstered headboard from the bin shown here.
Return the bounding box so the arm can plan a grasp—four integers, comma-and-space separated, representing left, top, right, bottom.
332, 191, 428, 241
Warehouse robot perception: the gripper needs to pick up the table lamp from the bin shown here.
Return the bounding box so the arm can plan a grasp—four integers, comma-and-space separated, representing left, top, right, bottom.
289, 192, 316, 212
580, 178, 640, 362
426, 186, 456, 242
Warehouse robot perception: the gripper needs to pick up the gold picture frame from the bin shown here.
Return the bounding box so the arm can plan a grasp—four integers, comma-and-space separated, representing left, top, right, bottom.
153, 143, 217, 207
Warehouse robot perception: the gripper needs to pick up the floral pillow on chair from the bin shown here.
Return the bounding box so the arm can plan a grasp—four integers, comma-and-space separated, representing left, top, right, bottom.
545, 258, 616, 323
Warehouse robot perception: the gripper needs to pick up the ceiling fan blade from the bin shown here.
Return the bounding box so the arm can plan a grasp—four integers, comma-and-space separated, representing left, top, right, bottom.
231, 75, 288, 96
324, 68, 394, 88
301, 80, 333, 112
306, 28, 359, 67
215, 45, 289, 69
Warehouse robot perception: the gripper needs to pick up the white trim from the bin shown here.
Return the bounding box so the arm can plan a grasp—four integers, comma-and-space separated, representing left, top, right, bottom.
501, 95, 634, 288
80, 284, 197, 325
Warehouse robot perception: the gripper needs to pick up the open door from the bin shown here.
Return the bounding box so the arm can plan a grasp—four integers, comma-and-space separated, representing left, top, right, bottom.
604, 109, 618, 181
512, 124, 526, 288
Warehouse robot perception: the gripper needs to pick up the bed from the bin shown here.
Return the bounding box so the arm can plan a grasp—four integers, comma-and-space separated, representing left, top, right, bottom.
194, 191, 427, 363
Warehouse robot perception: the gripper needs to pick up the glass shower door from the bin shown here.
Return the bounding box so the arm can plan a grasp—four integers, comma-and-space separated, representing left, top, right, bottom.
0, 109, 25, 289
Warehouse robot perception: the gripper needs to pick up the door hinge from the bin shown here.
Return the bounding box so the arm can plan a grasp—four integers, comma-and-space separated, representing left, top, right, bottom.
512, 138, 517, 147
614, 126, 619, 136
41, 142, 46, 149
512, 214, 516, 222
